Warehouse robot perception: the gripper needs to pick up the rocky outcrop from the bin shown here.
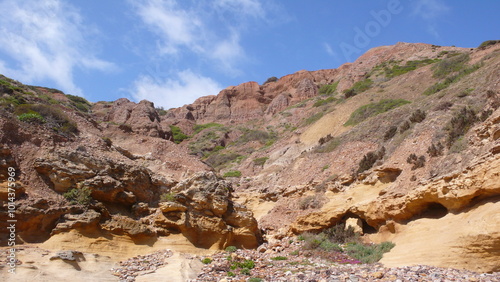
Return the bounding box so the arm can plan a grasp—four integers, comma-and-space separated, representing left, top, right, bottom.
152, 172, 261, 249
93, 98, 171, 139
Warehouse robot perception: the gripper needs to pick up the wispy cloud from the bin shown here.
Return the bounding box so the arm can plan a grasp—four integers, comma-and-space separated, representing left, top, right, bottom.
131, 69, 223, 109
129, 0, 278, 107
0, 0, 115, 96
411, 0, 450, 39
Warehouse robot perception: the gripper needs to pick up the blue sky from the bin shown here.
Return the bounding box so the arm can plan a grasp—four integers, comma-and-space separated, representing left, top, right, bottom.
0, 0, 498, 109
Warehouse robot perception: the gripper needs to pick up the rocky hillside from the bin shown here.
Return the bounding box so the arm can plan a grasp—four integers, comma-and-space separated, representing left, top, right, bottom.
0, 41, 499, 280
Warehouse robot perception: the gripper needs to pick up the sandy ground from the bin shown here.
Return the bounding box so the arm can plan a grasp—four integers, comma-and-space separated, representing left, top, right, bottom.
0, 231, 212, 282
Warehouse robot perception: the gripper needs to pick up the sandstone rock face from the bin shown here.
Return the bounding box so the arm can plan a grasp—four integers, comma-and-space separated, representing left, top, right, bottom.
152, 172, 261, 249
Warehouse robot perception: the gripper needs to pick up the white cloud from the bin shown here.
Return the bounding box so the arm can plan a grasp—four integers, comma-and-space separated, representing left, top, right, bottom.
131, 69, 223, 109
411, 0, 450, 39
412, 0, 450, 20
0, 0, 115, 96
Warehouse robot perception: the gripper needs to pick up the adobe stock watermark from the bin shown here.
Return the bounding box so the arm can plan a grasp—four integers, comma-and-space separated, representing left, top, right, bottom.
339, 0, 403, 62
6, 167, 17, 274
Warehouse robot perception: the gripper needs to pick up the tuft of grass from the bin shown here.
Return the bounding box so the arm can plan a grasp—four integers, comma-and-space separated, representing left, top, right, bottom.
225, 246, 237, 253
313, 96, 337, 107
478, 40, 500, 49
17, 112, 46, 124
160, 192, 176, 202
66, 94, 92, 113
379, 59, 440, 78
432, 53, 470, 78
223, 170, 242, 178
15, 104, 77, 135
270, 256, 288, 261
344, 99, 411, 126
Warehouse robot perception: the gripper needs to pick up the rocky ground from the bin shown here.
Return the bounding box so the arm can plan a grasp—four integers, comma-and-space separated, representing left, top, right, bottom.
191, 239, 500, 282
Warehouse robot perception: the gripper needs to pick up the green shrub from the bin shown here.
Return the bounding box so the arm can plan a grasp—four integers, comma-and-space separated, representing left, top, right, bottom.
253, 157, 269, 166
169, 125, 189, 144
432, 53, 469, 78
193, 122, 223, 134
240, 268, 251, 275
223, 170, 242, 178
343, 78, 373, 98
160, 192, 176, 202
344, 99, 410, 126
478, 40, 500, 49
382, 59, 439, 78
15, 104, 77, 134
156, 106, 168, 116
225, 246, 237, 253
248, 278, 263, 282
345, 241, 395, 264
270, 256, 288, 261
66, 94, 91, 113
318, 81, 339, 96
201, 258, 212, 264
17, 112, 46, 124
425, 62, 481, 95
63, 187, 92, 205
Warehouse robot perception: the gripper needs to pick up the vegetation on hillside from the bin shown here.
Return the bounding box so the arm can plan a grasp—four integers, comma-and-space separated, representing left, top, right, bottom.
344, 99, 411, 126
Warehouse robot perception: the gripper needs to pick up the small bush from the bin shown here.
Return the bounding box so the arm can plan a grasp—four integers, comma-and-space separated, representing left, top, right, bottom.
357, 147, 385, 174
63, 187, 92, 205
409, 109, 426, 123
444, 107, 478, 147
160, 192, 176, 202
201, 258, 212, 264
315, 137, 341, 153
407, 154, 426, 170
15, 104, 77, 134
270, 256, 288, 261
169, 125, 189, 144
263, 76, 278, 84
344, 99, 411, 126
399, 120, 411, 133
427, 142, 444, 157
424, 64, 481, 95
223, 170, 242, 178
253, 157, 269, 166
383, 126, 398, 141
225, 246, 237, 253
345, 241, 395, 264
66, 94, 91, 113
343, 78, 373, 98
318, 81, 339, 96
323, 223, 359, 244
248, 278, 263, 282
205, 152, 243, 168
240, 268, 251, 275
299, 194, 323, 210
102, 137, 113, 147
